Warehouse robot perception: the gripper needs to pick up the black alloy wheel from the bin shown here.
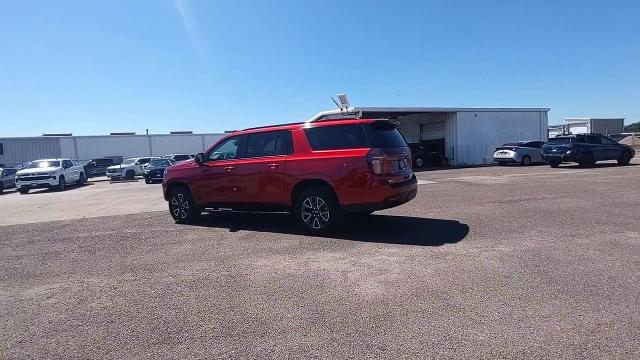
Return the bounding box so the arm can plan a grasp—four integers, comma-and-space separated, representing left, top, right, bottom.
169, 187, 200, 224
617, 151, 631, 166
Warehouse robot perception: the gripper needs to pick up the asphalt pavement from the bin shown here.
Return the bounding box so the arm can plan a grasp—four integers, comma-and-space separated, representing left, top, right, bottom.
1, 161, 639, 358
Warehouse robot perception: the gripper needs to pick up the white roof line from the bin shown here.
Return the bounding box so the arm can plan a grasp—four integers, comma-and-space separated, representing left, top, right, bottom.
307, 106, 550, 122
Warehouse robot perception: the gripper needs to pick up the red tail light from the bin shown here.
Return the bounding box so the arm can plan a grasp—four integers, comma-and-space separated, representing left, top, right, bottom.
367, 148, 412, 175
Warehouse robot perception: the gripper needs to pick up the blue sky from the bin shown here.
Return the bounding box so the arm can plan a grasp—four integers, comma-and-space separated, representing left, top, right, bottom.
1, 0, 638, 136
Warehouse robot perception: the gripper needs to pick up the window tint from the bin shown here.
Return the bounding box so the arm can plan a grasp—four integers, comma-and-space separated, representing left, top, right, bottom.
173, 155, 191, 161
574, 135, 587, 143
523, 141, 543, 148
208, 136, 241, 161
364, 122, 407, 148
587, 135, 601, 144
246, 131, 277, 158
600, 136, 616, 145
546, 137, 572, 145
304, 124, 368, 150
275, 130, 293, 155
0, 143, 3, 155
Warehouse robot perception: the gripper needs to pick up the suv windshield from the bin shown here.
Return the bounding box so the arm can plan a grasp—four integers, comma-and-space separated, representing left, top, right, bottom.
26, 160, 60, 169
546, 138, 573, 145
149, 159, 172, 167
364, 122, 408, 148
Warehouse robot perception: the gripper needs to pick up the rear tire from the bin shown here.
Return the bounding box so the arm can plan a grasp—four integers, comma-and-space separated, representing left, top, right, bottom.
497, 162, 506, 166
0, 184, 4, 194
549, 162, 560, 168
168, 186, 200, 224
19, 187, 29, 194
617, 151, 631, 166
414, 157, 424, 168
125, 170, 135, 180
521, 155, 532, 166
78, 172, 86, 185
579, 153, 594, 168
293, 187, 342, 235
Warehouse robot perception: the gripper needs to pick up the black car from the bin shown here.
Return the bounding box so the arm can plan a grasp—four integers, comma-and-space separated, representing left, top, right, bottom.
161, 154, 193, 162
144, 158, 174, 183
542, 133, 635, 168
408, 143, 443, 168
84, 158, 117, 177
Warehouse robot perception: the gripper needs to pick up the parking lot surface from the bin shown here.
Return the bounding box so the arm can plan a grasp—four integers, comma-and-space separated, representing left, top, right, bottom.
1, 161, 639, 358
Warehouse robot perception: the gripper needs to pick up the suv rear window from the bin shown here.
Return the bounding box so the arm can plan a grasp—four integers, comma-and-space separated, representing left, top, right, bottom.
304, 124, 369, 150
363, 122, 407, 148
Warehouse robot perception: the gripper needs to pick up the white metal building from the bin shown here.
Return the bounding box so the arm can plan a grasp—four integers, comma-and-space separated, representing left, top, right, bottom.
0, 133, 225, 168
564, 118, 624, 136
309, 107, 549, 166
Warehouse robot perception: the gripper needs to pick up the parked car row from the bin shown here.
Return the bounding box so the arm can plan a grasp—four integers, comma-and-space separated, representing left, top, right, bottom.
0, 154, 195, 195
493, 133, 635, 168
106, 154, 193, 181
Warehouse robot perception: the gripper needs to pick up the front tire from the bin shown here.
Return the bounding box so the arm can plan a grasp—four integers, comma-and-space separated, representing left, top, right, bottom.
414, 157, 424, 168
145, 178, 151, 184
617, 151, 631, 166
57, 176, 66, 191
18, 187, 29, 194
168, 186, 200, 224
78, 172, 86, 185
521, 155, 532, 166
294, 187, 342, 235
549, 162, 560, 168
125, 170, 135, 180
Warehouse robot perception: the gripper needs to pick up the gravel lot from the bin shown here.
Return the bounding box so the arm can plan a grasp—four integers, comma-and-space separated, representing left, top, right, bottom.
1, 161, 639, 358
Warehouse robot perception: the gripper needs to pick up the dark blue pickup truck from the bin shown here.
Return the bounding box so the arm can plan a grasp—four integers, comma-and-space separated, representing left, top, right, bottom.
542, 133, 635, 168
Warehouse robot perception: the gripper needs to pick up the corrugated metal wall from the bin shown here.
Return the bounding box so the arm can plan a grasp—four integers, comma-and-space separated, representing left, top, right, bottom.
0, 137, 62, 167
590, 119, 624, 135
1, 133, 225, 165
454, 111, 547, 165
60, 134, 225, 160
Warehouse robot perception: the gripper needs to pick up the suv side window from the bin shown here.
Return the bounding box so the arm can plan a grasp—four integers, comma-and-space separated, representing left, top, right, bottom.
304, 124, 368, 150
600, 136, 616, 145
275, 130, 293, 155
208, 136, 243, 161
574, 135, 587, 143
587, 135, 602, 144
246, 131, 277, 158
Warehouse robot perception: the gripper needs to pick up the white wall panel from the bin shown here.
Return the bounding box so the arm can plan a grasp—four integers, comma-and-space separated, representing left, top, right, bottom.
151, 135, 206, 155
454, 111, 547, 165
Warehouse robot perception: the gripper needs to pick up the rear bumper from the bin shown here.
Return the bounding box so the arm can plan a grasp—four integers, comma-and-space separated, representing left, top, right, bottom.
342, 176, 418, 213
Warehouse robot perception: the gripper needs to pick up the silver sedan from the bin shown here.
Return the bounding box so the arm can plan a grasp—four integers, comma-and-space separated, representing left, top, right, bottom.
493, 141, 546, 166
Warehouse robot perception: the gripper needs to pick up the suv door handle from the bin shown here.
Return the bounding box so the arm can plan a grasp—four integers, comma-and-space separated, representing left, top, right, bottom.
267, 163, 280, 169
224, 166, 234, 172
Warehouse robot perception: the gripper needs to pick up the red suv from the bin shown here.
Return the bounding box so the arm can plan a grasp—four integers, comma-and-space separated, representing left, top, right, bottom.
162, 118, 418, 234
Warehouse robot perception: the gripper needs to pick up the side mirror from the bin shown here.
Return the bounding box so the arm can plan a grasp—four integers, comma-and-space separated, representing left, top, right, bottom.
195, 153, 205, 164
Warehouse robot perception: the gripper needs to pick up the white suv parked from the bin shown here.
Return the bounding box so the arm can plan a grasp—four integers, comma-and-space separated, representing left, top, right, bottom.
15, 159, 86, 194
106, 157, 157, 180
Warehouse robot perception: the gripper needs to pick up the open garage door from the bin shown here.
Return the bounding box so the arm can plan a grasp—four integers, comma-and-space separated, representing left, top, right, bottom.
420, 120, 445, 140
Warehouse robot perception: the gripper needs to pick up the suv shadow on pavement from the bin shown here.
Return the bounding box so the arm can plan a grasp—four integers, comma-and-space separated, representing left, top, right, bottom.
190, 213, 469, 247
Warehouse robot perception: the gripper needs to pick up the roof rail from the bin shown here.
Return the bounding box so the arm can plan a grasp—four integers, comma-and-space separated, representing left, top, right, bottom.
242, 122, 305, 131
